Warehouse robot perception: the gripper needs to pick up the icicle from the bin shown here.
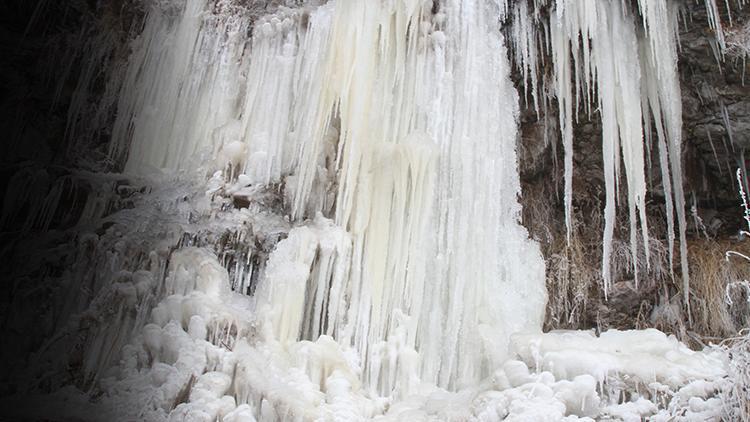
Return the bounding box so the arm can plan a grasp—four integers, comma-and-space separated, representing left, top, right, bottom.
722, 102, 736, 149
707, 131, 723, 175
637, 0, 690, 298
549, 0, 653, 292
109, 0, 255, 173
542, 0, 696, 295
705, 0, 727, 57
286, 0, 547, 392
511, 0, 541, 115
550, 4, 575, 245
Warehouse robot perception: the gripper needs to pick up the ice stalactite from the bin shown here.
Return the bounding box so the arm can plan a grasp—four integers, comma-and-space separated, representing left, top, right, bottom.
508, 0, 691, 296
293, 0, 545, 393
636, 0, 691, 306
101, 0, 700, 303
549, 0, 649, 292
705, 0, 727, 57
510, 0, 542, 115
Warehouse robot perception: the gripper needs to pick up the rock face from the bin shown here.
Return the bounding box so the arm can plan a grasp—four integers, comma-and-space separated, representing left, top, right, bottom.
679, 3, 750, 203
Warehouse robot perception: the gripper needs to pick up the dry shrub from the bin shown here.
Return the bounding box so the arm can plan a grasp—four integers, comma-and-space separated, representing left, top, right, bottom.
686, 239, 750, 339
529, 199, 750, 342
725, 20, 750, 62
522, 179, 674, 332
720, 330, 750, 422
521, 156, 750, 343
520, 181, 600, 330
544, 229, 599, 329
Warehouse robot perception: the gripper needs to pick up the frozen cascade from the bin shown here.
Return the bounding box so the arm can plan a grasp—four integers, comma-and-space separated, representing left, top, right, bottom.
19, 0, 740, 421
111, 0, 547, 397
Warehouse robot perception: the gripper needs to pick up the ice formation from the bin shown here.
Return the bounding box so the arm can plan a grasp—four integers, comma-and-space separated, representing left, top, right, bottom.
109, 0, 548, 396
521, 0, 689, 295
22, 0, 743, 420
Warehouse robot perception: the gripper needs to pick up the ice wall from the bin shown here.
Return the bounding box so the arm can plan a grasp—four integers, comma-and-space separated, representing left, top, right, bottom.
109, 0, 546, 398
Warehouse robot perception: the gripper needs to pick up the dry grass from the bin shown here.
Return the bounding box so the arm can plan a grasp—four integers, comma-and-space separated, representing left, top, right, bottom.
520, 181, 599, 329
686, 239, 750, 339
522, 179, 679, 333
544, 230, 599, 329
522, 175, 750, 343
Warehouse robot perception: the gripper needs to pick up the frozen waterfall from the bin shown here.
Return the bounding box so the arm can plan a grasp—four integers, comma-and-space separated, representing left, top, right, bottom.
9, 0, 744, 421
111, 0, 547, 395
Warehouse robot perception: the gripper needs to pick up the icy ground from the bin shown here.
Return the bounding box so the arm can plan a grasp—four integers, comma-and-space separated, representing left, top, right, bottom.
5, 173, 733, 422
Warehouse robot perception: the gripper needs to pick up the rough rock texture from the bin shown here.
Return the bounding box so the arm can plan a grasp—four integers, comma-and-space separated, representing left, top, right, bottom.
679, 3, 750, 208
